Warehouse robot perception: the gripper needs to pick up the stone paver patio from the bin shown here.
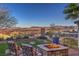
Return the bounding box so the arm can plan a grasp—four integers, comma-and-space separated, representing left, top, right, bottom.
69, 48, 79, 56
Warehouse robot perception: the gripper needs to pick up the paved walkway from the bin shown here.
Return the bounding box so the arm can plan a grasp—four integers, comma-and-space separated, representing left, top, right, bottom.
0, 41, 7, 44
69, 48, 79, 56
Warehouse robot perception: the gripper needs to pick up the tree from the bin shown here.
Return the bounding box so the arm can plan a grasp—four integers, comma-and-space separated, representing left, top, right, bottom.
46, 31, 53, 38
50, 23, 55, 33
64, 3, 79, 20
0, 9, 17, 28
63, 3, 79, 47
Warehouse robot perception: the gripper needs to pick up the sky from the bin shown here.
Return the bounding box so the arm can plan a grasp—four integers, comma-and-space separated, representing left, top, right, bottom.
0, 3, 76, 27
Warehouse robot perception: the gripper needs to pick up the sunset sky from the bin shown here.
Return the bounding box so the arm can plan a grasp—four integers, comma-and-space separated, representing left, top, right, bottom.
0, 3, 76, 27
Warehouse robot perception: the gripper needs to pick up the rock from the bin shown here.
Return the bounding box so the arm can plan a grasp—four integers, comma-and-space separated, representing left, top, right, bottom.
5, 49, 10, 54
30, 42, 35, 44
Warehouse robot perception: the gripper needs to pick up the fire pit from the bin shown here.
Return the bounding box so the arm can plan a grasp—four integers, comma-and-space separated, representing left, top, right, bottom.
37, 44, 68, 56
44, 44, 60, 49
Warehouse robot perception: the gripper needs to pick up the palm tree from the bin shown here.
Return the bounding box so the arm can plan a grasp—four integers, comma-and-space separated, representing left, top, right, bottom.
63, 3, 79, 47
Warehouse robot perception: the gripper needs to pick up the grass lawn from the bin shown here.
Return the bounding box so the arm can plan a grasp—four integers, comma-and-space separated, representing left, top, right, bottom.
0, 43, 8, 56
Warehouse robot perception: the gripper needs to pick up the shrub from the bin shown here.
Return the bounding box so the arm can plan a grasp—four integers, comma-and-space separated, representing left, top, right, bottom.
61, 38, 78, 48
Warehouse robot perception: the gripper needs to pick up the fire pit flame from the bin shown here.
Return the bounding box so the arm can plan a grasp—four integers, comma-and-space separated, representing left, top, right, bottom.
45, 44, 60, 49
